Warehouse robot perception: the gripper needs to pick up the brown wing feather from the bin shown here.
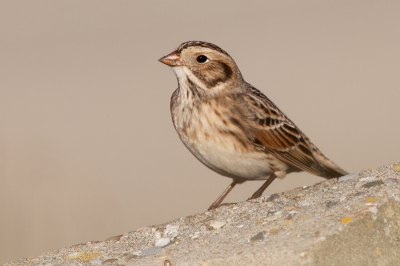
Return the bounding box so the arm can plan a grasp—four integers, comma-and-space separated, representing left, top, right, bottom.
242, 86, 328, 177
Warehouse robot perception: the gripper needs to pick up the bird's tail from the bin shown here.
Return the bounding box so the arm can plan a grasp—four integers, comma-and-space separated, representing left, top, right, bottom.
304, 136, 348, 179
313, 149, 348, 178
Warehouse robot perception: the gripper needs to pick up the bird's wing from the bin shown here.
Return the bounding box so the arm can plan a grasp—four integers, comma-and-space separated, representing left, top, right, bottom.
241, 86, 328, 177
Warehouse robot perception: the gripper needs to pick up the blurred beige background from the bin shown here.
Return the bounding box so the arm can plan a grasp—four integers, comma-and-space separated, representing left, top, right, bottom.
1, 0, 399, 263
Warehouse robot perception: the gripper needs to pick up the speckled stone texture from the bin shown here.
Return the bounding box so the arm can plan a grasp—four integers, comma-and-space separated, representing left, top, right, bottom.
5, 163, 400, 266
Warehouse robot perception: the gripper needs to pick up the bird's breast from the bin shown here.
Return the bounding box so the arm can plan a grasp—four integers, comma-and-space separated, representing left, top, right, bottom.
171, 98, 278, 181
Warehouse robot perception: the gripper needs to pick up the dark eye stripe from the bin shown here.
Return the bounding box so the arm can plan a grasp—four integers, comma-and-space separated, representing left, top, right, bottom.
220, 62, 233, 80
192, 61, 234, 88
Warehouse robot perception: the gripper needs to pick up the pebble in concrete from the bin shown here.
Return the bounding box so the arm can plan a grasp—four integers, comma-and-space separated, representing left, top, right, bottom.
141, 247, 162, 256
191, 231, 200, 239
326, 201, 338, 208
250, 231, 266, 242
339, 173, 358, 182
209, 221, 227, 230
362, 180, 384, 188
89, 257, 103, 265
155, 237, 170, 247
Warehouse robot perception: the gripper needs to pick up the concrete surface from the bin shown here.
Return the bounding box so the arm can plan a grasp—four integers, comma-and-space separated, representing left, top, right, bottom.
5, 162, 400, 266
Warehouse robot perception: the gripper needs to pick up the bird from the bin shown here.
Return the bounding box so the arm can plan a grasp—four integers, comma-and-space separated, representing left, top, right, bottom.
159, 41, 348, 211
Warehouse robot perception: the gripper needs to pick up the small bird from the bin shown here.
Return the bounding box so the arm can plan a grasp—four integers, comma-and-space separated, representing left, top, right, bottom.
159, 41, 348, 210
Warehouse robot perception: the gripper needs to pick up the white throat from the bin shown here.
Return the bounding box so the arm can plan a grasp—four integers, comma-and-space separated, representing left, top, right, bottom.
172, 66, 208, 91
172, 66, 229, 95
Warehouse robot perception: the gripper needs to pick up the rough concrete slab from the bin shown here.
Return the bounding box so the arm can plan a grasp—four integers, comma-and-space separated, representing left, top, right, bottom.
5, 163, 400, 266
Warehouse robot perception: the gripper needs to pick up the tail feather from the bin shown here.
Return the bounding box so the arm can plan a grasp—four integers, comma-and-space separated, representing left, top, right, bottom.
321, 164, 348, 178
302, 135, 348, 179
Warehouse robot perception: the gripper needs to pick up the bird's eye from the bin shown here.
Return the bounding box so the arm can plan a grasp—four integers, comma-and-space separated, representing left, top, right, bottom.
196, 55, 208, 63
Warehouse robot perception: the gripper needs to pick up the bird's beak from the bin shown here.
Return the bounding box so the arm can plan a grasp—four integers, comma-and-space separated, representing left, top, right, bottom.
158, 51, 184, 67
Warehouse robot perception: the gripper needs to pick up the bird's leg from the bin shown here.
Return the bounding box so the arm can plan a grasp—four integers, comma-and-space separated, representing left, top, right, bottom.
248, 173, 277, 200
208, 181, 237, 211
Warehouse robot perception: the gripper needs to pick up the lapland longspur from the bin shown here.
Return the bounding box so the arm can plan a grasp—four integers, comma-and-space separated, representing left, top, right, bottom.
159, 41, 347, 210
